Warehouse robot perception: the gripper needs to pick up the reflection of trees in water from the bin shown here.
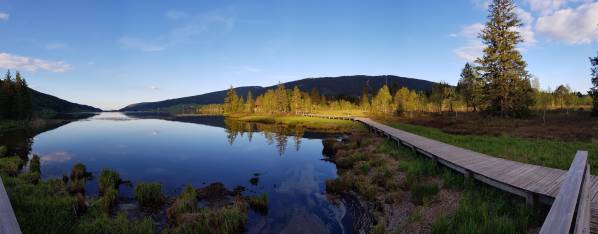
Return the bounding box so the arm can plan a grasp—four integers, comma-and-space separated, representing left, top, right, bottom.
223, 119, 306, 156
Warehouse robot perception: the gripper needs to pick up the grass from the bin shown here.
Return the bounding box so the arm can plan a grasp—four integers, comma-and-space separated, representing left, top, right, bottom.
0, 156, 23, 176
248, 193, 269, 214
386, 122, 598, 173
29, 154, 41, 174
76, 213, 154, 234
98, 169, 120, 195
167, 185, 198, 224
70, 163, 87, 180
134, 182, 164, 208
410, 183, 440, 205
0, 119, 28, 133
232, 114, 365, 132
0, 145, 6, 157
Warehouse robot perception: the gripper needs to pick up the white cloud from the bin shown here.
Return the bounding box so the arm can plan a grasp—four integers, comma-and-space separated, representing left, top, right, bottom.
459, 23, 484, 38
119, 37, 165, 52
0, 52, 72, 72
120, 10, 234, 52
149, 85, 159, 90
515, 8, 537, 46
0, 12, 8, 21
45, 42, 67, 50
536, 2, 598, 44
471, 0, 490, 10
453, 23, 485, 62
166, 10, 189, 20
523, 0, 570, 15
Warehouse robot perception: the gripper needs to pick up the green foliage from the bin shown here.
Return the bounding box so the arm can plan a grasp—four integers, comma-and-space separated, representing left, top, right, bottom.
164, 205, 247, 234
0, 145, 6, 157
477, 0, 533, 117
248, 193, 268, 214
99, 187, 118, 213
98, 169, 120, 194
457, 62, 484, 112
70, 163, 87, 179
18, 172, 41, 184
431, 185, 534, 234
167, 185, 198, 224
590, 51, 598, 115
0, 70, 33, 120
0, 156, 23, 175
134, 182, 164, 208
76, 213, 154, 234
30, 154, 41, 174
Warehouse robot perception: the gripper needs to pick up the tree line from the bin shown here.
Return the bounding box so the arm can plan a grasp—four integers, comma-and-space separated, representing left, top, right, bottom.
0, 70, 32, 120
209, 0, 598, 118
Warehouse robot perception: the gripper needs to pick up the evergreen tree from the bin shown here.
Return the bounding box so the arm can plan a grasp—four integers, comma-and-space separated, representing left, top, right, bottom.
457, 63, 484, 112
477, 0, 533, 117
224, 86, 239, 113
590, 52, 598, 116
360, 84, 370, 111
430, 82, 451, 113
291, 86, 302, 114
275, 83, 289, 113
310, 87, 320, 105
246, 90, 254, 113
14, 71, 32, 119
0, 71, 15, 119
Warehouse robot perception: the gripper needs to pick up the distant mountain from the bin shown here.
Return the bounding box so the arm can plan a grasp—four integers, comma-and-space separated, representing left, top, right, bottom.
29, 88, 102, 117
120, 75, 436, 112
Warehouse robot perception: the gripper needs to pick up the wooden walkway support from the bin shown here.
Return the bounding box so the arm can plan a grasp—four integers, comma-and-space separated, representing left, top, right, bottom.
0, 177, 21, 234
302, 114, 597, 233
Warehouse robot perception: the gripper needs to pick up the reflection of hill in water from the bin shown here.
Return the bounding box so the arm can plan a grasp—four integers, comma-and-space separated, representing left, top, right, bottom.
0, 113, 98, 158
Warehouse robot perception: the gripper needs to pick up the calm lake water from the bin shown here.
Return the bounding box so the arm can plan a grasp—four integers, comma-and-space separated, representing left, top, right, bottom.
1, 112, 360, 233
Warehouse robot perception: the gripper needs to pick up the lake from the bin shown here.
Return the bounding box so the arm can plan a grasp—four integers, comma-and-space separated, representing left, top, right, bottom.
1, 112, 363, 233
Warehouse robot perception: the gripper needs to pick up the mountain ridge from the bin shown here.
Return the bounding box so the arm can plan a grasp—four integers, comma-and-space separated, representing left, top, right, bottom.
120, 75, 437, 112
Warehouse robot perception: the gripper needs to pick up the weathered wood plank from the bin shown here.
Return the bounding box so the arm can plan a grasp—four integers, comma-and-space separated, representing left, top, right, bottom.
0, 177, 21, 234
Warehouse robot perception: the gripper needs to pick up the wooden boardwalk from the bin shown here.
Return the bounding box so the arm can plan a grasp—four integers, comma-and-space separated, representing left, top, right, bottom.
303, 114, 598, 232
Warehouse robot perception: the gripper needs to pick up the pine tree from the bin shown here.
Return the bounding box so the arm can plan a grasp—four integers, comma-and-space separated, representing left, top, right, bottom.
477, 0, 533, 117
224, 86, 239, 114
457, 63, 484, 112
246, 90, 254, 113
0, 71, 15, 119
590, 52, 598, 116
275, 83, 289, 113
360, 84, 370, 111
310, 87, 320, 105
14, 71, 32, 119
290, 86, 302, 114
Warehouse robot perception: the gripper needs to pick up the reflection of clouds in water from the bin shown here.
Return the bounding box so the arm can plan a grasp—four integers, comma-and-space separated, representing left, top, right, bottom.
275, 164, 320, 194
40, 151, 72, 164
151, 130, 160, 136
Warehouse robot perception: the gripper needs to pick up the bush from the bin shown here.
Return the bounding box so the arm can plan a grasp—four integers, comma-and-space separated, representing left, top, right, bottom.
68, 178, 86, 194
167, 185, 198, 224
248, 193, 268, 214
18, 172, 40, 184
29, 155, 41, 174
134, 182, 164, 208
98, 169, 120, 195
0, 156, 23, 175
70, 163, 87, 180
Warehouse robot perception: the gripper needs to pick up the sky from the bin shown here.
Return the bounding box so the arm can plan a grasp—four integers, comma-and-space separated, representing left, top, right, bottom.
0, 0, 597, 110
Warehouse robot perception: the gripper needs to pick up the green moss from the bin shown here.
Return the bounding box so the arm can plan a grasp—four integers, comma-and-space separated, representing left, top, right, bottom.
134, 182, 164, 208
98, 169, 120, 195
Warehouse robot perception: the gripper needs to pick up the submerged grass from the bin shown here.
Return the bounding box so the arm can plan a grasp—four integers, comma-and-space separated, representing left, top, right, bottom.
248, 193, 269, 215
233, 115, 365, 132
387, 122, 598, 173
134, 182, 164, 208
98, 169, 120, 195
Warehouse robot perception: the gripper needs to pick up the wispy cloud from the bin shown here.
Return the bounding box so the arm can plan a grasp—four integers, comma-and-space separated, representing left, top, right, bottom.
45, 42, 68, 50
0, 12, 8, 21
119, 9, 235, 52
0, 52, 72, 72
119, 37, 165, 52
536, 2, 598, 44
452, 23, 485, 62
149, 85, 159, 90
233, 65, 262, 73
523, 0, 571, 15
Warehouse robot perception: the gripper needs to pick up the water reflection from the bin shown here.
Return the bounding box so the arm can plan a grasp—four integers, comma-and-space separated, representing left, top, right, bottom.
1, 112, 354, 233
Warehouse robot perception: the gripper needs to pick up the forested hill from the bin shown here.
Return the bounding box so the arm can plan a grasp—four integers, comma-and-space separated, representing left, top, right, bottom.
120, 75, 436, 112
29, 88, 101, 116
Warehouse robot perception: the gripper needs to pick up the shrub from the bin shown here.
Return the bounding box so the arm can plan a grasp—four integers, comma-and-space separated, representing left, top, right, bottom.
68, 178, 86, 194
18, 172, 40, 184
29, 155, 41, 174
134, 182, 164, 208
70, 163, 87, 179
248, 193, 268, 214
0, 156, 23, 176
167, 185, 198, 224
355, 180, 377, 201
410, 183, 439, 205
98, 169, 120, 195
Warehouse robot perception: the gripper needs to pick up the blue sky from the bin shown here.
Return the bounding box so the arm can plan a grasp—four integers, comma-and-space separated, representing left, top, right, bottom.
0, 0, 597, 110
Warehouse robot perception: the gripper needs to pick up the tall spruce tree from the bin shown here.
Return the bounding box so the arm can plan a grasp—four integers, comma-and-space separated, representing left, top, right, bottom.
590, 52, 598, 116
291, 86, 302, 114
246, 90, 254, 113
476, 0, 533, 117
224, 86, 239, 113
457, 63, 484, 112
14, 71, 32, 119
360, 84, 370, 111
1, 71, 15, 119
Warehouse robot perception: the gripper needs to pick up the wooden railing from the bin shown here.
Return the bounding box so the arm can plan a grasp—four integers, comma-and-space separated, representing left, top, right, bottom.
540, 151, 590, 234
0, 176, 21, 234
